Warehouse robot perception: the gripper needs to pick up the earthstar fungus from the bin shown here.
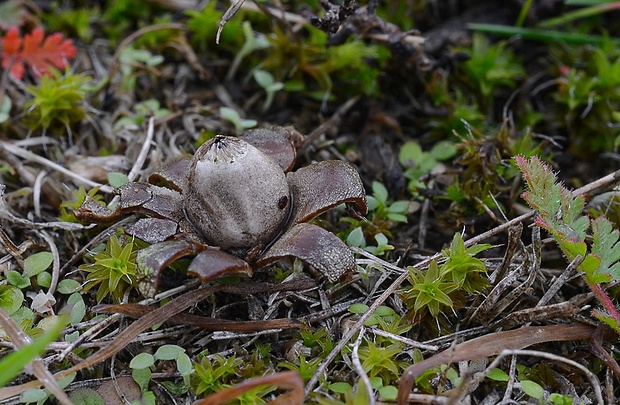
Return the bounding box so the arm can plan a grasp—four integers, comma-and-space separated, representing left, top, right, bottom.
76, 127, 368, 297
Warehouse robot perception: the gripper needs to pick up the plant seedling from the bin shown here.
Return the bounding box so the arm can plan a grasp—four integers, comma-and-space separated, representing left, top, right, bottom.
253, 69, 284, 112
219, 107, 257, 135
226, 21, 269, 81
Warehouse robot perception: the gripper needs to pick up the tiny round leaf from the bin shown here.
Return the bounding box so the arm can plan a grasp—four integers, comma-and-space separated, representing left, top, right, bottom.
23, 252, 53, 278
154, 344, 184, 361
129, 353, 155, 369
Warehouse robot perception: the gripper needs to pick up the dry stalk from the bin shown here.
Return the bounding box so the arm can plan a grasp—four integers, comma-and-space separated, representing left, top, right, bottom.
351, 326, 375, 405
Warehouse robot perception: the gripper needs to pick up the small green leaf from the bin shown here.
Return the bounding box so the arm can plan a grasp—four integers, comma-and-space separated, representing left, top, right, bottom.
486, 368, 509, 381
23, 252, 53, 278
374, 306, 395, 317
141, 391, 156, 405
6, 270, 30, 289
329, 382, 352, 393
59, 373, 76, 389
388, 201, 410, 214
429, 141, 457, 160
177, 352, 193, 376
36, 272, 51, 288
254, 70, 275, 88
67, 293, 86, 325
132, 367, 152, 391
363, 314, 380, 326
65, 331, 80, 342
369, 376, 382, 390
348, 303, 369, 314
0, 285, 24, 315
108, 172, 129, 188
399, 141, 424, 166
347, 227, 366, 248
374, 233, 389, 246
379, 385, 398, 401
154, 344, 185, 361
387, 213, 408, 223
372, 181, 388, 204
366, 195, 379, 211
445, 367, 461, 385
520, 380, 544, 399
20, 389, 47, 403
130, 353, 155, 369
547, 393, 574, 405
57, 279, 81, 294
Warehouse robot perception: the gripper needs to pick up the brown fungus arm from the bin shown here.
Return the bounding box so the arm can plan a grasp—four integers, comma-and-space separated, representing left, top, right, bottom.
117, 183, 185, 221
75, 196, 121, 223
76, 183, 185, 224
240, 126, 297, 172
136, 240, 206, 297
287, 160, 368, 226
148, 158, 190, 192
125, 217, 179, 244
257, 223, 356, 282
187, 247, 253, 284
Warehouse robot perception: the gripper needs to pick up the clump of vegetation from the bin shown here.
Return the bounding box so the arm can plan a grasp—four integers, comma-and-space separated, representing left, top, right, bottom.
456, 33, 524, 108
24, 70, 92, 132
439, 121, 542, 221
552, 45, 620, 156
80, 234, 139, 303
400, 232, 491, 326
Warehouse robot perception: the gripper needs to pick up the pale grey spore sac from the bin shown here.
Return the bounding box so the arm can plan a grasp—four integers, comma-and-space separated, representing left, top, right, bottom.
185, 136, 290, 250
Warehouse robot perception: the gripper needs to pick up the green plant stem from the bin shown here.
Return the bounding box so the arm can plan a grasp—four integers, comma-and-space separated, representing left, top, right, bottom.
538, 2, 620, 28
515, 0, 534, 27
587, 279, 620, 327
469, 23, 620, 46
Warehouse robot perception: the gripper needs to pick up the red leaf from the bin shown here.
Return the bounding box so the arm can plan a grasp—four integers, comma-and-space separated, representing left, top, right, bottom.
1, 27, 25, 79
21, 28, 77, 77
1, 27, 77, 79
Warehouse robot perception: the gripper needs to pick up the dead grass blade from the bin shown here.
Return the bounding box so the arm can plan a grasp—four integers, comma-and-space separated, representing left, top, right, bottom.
195, 370, 303, 405
217, 0, 245, 44
93, 303, 309, 332
396, 323, 598, 405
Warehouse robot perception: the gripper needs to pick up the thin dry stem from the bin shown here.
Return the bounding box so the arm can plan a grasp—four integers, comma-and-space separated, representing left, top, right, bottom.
351, 326, 375, 405
0, 140, 113, 193
39, 230, 61, 295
